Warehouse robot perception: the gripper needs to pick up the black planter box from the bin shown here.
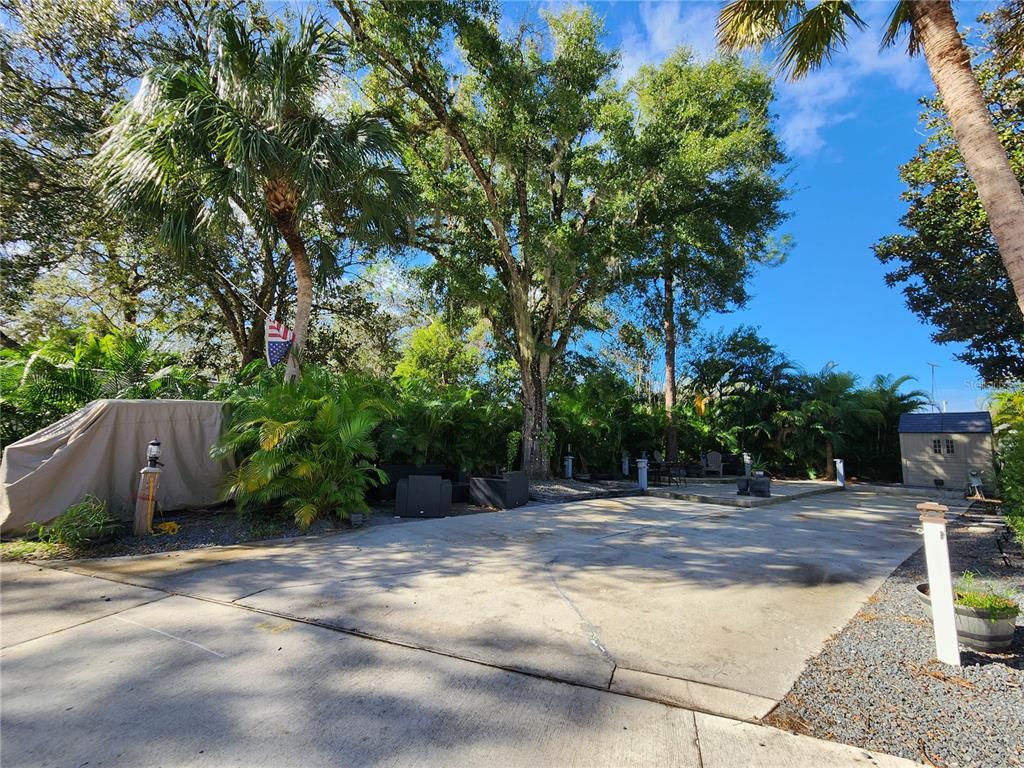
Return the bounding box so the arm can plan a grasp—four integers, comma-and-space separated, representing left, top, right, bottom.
749, 477, 771, 497
470, 471, 529, 509
395, 475, 452, 518
374, 463, 445, 501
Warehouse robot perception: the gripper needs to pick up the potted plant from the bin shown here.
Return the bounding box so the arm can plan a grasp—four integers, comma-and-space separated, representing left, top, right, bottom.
738, 456, 771, 497
915, 571, 1019, 652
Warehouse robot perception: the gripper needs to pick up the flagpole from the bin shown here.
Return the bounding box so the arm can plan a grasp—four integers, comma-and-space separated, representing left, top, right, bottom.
215, 270, 271, 318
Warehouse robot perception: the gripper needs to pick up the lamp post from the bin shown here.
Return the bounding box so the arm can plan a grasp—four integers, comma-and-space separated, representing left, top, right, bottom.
134, 439, 163, 536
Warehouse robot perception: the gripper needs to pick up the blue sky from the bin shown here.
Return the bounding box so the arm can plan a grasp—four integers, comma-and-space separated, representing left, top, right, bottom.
501, 0, 996, 410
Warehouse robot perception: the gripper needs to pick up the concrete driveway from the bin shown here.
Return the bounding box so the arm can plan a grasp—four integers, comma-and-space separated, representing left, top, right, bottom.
1, 489, 932, 767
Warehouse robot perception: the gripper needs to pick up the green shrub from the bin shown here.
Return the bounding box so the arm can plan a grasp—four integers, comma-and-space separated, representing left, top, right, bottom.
993, 388, 1024, 546
31, 495, 119, 548
212, 368, 385, 529
955, 571, 1019, 621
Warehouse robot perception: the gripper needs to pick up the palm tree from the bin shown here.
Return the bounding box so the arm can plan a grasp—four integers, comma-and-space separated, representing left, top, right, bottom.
858, 373, 928, 478
717, 0, 1024, 317
96, 13, 409, 380
794, 364, 882, 480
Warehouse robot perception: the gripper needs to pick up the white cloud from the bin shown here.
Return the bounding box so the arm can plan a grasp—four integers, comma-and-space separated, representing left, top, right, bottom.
617, 0, 719, 82
773, 28, 930, 156
606, 0, 931, 157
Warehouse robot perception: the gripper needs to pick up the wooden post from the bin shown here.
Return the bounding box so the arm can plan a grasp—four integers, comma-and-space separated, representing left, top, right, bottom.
134, 466, 161, 536
917, 502, 960, 666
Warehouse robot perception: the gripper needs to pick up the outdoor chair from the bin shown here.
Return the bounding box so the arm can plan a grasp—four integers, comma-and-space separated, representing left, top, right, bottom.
395, 474, 452, 518
702, 451, 724, 477
470, 470, 529, 509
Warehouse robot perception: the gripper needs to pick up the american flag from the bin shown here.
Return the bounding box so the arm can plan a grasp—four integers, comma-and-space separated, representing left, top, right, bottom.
265, 320, 295, 367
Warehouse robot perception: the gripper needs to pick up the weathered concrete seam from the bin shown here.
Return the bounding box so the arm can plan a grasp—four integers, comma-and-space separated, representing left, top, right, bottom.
0, 593, 172, 653
24, 561, 759, 722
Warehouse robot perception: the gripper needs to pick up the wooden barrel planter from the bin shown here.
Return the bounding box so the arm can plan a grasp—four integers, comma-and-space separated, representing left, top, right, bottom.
915, 583, 1019, 652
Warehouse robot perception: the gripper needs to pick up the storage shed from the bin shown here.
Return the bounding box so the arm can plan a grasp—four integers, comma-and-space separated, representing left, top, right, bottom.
897, 411, 994, 489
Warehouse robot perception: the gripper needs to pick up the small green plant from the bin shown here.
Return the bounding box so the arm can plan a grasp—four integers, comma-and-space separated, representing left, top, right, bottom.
749, 454, 769, 473
955, 571, 1019, 621
30, 495, 119, 548
0, 538, 62, 561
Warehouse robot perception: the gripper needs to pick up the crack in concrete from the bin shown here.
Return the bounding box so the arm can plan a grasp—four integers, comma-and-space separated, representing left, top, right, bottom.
544, 559, 617, 669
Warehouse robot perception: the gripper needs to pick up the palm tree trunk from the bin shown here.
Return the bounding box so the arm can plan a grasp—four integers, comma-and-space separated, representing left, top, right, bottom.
663, 254, 678, 462
265, 180, 312, 382
279, 227, 313, 382
911, 1, 1024, 317
825, 439, 835, 481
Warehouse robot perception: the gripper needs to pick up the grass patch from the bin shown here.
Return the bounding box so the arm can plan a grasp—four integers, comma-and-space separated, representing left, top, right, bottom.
0, 538, 70, 561
955, 571, 1019, 620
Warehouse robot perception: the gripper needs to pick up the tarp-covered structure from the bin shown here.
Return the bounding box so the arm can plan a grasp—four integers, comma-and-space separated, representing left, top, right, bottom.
1, 400, 232, 534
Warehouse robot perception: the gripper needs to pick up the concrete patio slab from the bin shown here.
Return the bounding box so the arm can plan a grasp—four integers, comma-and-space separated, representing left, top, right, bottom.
44, 491, 927, 713
610, 667, 777, 721
0, 561, 167, 648
646, 479, 840, 507
695, 712, 916, 768
0, 579, 918, 767
2, 595, 702, 767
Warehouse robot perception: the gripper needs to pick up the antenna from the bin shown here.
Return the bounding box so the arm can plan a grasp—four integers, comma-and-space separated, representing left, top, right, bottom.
926, 362, 940, 412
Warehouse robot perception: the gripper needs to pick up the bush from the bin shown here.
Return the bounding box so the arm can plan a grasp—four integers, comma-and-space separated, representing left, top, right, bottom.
31, 495, 119, 548
993, 388, 1024, 546
212, 368, 385, 529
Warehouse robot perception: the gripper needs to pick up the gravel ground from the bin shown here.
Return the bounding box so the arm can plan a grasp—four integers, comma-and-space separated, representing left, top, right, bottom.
765, 510, 1024, 768
529, 477, 641, 502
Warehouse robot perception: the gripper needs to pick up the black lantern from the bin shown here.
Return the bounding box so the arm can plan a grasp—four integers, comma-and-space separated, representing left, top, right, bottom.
147, 439, 162, 468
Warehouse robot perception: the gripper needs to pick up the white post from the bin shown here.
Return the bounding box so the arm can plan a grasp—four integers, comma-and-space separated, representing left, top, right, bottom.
918, 502, 960, 666
834, 458, 845, 488
742, 452, 752, 477
622, 452, 630, 478
563, 455, 574, 480
637, 458, 648, 491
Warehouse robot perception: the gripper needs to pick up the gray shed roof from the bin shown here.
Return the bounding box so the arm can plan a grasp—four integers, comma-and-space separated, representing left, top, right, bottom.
898, 411, 992, 434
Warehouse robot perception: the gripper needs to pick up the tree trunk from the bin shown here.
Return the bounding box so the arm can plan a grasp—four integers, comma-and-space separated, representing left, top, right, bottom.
911, 1, 1024, 317
279, 228, 312, 382
265, 179, 311, 382
520, 354, 551, 480
825, 439, 835, 480
663, 256, 678, 462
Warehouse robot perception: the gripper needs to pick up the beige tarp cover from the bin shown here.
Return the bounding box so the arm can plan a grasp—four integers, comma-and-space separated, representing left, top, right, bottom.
1, 400, 232, 534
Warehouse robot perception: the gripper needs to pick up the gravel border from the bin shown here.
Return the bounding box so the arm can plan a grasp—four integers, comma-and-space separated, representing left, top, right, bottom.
529, 478, 641, 503
765, 512, 1024, 768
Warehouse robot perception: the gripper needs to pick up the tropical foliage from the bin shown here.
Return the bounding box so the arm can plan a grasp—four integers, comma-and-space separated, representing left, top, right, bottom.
1, 331, 204, 445
95, 12, 410, 379
212, 368, 384, 528
2, 1, 1012, 533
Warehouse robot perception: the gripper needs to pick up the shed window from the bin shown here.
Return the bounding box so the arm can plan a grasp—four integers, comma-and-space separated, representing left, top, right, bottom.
945, 439, 955, 455
932, 439, 942, 454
